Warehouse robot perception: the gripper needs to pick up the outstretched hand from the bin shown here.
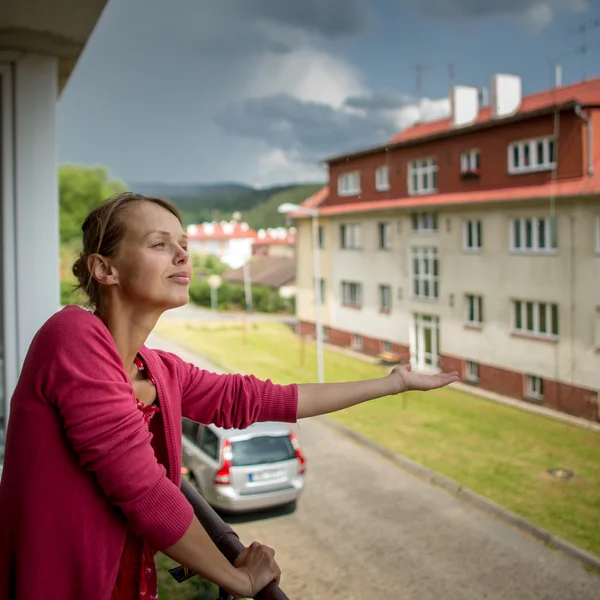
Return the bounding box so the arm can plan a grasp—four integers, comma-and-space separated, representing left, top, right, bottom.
388, 363, 459, 394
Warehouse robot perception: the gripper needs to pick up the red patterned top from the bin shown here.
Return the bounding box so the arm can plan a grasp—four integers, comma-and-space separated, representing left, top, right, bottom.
111, 356, 160, 600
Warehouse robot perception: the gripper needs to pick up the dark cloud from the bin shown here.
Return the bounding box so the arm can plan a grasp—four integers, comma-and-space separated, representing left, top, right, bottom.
237, 0, 371, 37
215, 94, 398, 162
344, 90, 414, 111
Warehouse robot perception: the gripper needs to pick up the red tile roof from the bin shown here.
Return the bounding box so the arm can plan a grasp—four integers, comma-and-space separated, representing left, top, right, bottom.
391, 77, 600, 145
187, 221, 257, 240
254, 228, 296, 247
309, 160, 600, 217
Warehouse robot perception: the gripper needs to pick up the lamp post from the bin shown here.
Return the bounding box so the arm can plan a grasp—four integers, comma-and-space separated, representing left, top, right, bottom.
277, 202, 324, 383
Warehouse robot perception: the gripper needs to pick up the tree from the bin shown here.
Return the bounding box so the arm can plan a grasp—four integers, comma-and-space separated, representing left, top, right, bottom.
59, 164, 127, 246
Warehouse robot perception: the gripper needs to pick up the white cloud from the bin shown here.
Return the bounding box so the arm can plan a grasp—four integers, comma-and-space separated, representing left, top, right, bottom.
257, 149, 327, 186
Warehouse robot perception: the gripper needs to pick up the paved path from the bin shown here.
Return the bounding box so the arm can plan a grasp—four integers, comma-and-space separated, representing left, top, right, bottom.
147, 334, 599, 600
160, 304, 295, 324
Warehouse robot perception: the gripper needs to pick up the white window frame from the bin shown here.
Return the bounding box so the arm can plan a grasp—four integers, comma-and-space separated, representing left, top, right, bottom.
463, 220, 482, 252
378, 222, 391, 249
340, 223, 362, 250
460, 149, 480, 174
382, 340, 393, 354
338, 171, 361, 197
465, 360, 479, 383
352, 334, 363, 351
510, 217, 557, 253
412, 247, 439, 300
379, 284, 392, 312
513, 300, 559, 339
319, 278, 326, 303
508, 136, 556, 175
375, 165, 390, 191
466, 294, 483, 326
341, 281, 362, 308
526, 375, 544, 401
412, 212, 438, 233
408, 157, 438, 195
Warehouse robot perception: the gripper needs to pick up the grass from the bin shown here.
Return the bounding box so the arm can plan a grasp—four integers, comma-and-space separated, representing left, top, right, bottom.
155, 320, 600, 558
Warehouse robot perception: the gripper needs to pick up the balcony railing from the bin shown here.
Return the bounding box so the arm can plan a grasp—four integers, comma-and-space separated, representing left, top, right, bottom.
180, 477, 290, 600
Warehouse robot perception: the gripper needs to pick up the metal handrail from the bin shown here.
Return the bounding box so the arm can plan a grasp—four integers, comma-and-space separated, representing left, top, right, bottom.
180, 478, 290, 600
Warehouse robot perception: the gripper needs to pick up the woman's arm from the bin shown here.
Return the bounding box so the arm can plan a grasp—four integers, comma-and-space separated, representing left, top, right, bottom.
297, 364, 458, 419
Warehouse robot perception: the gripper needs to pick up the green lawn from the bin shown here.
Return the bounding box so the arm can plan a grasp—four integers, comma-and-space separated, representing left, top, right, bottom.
155, 320, 600, 557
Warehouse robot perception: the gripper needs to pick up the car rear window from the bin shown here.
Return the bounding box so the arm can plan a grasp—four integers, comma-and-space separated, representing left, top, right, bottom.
230, 435, 295, 467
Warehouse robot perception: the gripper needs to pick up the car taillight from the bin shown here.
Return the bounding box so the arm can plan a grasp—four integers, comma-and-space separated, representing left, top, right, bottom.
290, 433, 306, 475
214, 439, 232, 485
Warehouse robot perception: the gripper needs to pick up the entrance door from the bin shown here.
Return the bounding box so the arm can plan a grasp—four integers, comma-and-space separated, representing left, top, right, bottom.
412, 314, 440, 370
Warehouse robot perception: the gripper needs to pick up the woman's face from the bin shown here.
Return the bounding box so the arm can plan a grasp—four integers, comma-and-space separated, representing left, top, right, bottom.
107, 202, 192, 311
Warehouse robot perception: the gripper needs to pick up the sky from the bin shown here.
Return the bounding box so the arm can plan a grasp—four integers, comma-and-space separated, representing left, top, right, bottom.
58, 0, 600, 187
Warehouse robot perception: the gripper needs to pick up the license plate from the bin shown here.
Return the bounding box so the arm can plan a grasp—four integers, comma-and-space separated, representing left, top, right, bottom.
249, 469, 285, 482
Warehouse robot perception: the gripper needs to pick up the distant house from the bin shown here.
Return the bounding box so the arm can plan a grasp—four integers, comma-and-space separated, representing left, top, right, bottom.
253, 227, 296, 259
223, 257, 296, 298
187, 221, 257, 269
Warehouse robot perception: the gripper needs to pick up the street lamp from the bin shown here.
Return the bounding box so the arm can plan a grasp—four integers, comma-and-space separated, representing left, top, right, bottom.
278, 202, 324, 383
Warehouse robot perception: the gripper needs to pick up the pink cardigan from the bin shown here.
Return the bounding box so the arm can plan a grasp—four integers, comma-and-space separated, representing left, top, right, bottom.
0, 306, 298, 600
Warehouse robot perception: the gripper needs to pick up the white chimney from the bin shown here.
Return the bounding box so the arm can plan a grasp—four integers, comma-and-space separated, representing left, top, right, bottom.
450, 86, 479, 128
490, 74, 522, 118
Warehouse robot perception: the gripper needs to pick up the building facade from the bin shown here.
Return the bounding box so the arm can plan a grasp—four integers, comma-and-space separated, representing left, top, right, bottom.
295, 74, 600, 421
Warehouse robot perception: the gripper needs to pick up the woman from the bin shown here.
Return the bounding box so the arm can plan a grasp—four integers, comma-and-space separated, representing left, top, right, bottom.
0, 192, 458, 600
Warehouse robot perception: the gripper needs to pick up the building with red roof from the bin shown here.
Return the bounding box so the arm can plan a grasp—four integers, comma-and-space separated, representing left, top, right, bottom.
187, 221, 257, 269
252, 227, 297, 259
293, 73, 600, 422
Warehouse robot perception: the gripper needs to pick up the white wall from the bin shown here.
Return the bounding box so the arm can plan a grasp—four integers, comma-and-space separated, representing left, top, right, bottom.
1, 55, 59, 409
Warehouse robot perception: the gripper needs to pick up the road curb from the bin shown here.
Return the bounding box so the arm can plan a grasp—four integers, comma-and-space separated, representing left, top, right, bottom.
319, 416, 600, 574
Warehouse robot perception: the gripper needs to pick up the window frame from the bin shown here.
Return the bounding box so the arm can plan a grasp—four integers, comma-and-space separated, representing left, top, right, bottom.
411, 246, 439, 300
317, 225, 325, 249
513, 300, 559, 339
378, 221, 391, 250
509, 217, 557, 253
411, 212, 438, 233
463, 219, 482, 252
525, 375, 544, 401
375, 165, 390, 192
352, 334, 363, 351
338, 171, 361, 197
508, 136, 556, 175
460, 149, 481, 174
379, 284, 392, 313
340, 223, 362, 250
408, 157, 438, 195
319, 278, 326, 303
465, 360, 480, 383
341, 281, 362, 308
466, 294, 483, 326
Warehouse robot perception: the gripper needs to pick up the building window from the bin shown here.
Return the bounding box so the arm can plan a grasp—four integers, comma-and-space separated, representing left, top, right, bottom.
408, 158, 438, 195
466, 295, 483, 326
463, 220, 482, 251
338, 171, 361, 196
318, 225, 325, 249
375, 165, 390, 191
411, 212, 438, 232
319, 278, 326, 303
382, 340, 393, 353
352, 334, 363, 351
510, 217, 557, 253
412, 247, 439, 300
513, 301, 559, 338
508, 137, 556, 174
322, 325, 329, 342
525, 375, 544, 401
465, 360, 479, 383
379, 285, 392, 313
342, 281, 362, 308
460, 149, 480, 174
378, 222, 391, 249
340, 223, 362, 249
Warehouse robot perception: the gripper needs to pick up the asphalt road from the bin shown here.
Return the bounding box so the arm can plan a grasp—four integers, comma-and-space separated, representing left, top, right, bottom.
147, 333, 599, 600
